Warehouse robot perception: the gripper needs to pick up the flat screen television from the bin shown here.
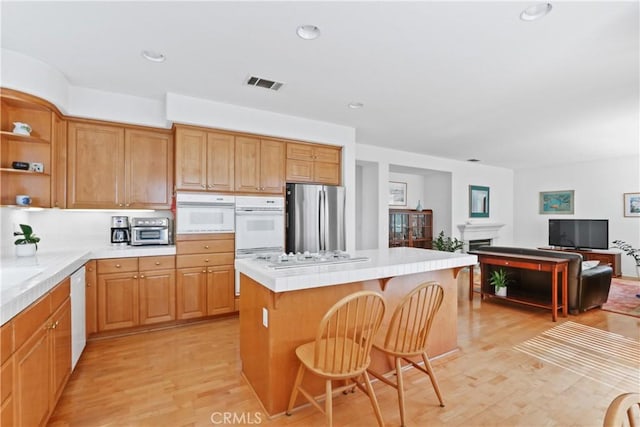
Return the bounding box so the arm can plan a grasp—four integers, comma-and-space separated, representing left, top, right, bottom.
548, 219, 609, 250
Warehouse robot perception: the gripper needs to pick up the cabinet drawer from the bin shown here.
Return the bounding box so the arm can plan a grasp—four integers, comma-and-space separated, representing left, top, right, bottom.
50, 277, 70, 311
177, 240, 234, 255
176, 253, 235, 268
97, 257, 138, 274
139, 255, 176, 271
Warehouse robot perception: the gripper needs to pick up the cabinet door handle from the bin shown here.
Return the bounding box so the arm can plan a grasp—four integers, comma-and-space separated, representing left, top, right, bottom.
202, 270, 206, 273
87, 283, 91, 287
201, 184, 206, 188
204, 245, 209, 249
140, 275, 145, 279
155, 261, 161, 265
125, 203, 130, 207
204, 259, 209, 263
133, 275, 138, 279
115, 264, 121, 268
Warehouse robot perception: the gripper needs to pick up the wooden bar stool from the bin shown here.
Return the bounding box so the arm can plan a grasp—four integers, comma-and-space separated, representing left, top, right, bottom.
603, 392, 640, 427
367, 281, 445, 427
286, 290, 386, 427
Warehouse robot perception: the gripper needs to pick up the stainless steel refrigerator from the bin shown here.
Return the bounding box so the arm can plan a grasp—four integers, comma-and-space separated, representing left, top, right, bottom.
285, 183, 345, 254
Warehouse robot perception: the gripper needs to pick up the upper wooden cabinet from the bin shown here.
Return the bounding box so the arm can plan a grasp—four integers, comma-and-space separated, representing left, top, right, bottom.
235, 136, 285, 194
286, 142, 341, 185
0, 88, 64, 207
67, 120, 173, 209
174, 126, 234, 192
125, 128, 173, 209
67, 121, 125, 209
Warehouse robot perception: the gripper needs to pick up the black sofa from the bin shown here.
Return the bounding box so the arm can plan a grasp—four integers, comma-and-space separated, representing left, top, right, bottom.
474, 246, 613, 314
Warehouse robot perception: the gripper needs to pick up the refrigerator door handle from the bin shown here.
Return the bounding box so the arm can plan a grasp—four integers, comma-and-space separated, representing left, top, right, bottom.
319, 189, 325, 251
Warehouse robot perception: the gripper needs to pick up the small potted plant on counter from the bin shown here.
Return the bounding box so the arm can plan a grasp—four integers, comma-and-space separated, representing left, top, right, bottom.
14, 224, 40, 257
489, 268, 509, 297
432, 231, 464, 252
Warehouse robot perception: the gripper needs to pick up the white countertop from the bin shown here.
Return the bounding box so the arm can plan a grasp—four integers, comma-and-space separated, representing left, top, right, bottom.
1, 244, 177, 325
235, 247, 477, 293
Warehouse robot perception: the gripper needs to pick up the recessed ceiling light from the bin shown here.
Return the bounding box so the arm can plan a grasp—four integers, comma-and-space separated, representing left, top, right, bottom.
141, 50, 166, 62
520, 3, 552, 21
296, 25, 321, 40
348, 102, 364, 109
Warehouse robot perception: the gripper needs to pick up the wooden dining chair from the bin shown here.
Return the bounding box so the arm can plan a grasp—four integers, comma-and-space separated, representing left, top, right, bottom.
367, 281, 445, 427
286, 290, 386, 427
603, 392, 640, 427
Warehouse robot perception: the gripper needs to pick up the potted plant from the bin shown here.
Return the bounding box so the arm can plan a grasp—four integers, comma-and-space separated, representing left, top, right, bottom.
611, 240, 640, 279
14, 224, 40, 257
432, 231, 464, 252
489, 268, 509, 297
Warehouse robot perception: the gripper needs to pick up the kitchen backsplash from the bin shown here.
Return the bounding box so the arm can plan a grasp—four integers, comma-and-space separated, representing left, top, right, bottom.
0, 207, 173, 256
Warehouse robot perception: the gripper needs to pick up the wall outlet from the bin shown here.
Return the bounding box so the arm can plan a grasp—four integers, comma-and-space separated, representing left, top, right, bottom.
262, 307, 268, 328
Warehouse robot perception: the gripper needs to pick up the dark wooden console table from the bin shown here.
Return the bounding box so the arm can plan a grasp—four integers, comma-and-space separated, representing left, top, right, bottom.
468, 251, 569, 321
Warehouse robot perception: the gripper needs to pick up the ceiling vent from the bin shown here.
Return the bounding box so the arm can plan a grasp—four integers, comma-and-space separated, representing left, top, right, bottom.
245, 76, 284, 91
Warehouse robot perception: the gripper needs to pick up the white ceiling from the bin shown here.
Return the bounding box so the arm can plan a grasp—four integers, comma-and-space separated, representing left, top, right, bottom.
1, 1, 638, 169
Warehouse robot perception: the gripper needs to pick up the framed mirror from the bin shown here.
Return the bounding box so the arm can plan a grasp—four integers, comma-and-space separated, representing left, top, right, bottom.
469, 185, 490, 218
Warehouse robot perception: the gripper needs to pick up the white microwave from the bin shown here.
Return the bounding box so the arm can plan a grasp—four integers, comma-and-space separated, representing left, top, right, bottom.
175, 193, 235, 234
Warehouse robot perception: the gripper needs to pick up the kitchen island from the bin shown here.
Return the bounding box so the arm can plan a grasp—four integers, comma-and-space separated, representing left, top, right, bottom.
235, 247, 477, 417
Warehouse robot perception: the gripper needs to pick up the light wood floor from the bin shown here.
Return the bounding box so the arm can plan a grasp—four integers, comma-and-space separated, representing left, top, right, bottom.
48, 273, 640, 427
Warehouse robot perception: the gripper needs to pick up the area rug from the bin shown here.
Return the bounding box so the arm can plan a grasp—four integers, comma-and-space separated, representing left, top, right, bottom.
514, 321, 640, 392
601, 278, 640, 317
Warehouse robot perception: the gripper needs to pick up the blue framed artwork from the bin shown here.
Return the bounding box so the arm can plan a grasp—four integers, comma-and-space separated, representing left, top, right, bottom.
539, 190, 574, 214
469, 185, 489, 218
624, 192, 640, 217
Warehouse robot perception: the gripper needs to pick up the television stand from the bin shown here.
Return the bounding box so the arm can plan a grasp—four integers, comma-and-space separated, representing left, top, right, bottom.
540, 247, 621, 277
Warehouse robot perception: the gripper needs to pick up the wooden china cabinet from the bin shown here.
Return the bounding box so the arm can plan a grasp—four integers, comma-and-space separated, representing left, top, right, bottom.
388, 209, 433, 249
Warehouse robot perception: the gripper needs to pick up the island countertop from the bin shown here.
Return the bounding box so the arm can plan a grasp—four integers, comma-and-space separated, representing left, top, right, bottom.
235, 247, 477, 293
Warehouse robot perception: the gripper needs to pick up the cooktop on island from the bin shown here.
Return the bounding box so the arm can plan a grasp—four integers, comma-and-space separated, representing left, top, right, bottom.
256, 251, 370, 270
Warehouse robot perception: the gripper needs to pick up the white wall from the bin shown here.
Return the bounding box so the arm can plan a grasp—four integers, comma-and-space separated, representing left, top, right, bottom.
0, 207, 172, 256
356, 144, 515, 250
514, 155, 640, 277
356, 161, 379, 250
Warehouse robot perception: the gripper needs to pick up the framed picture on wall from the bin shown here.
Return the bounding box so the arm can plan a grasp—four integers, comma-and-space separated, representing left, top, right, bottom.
388, 181, 407, 206
469, 185, 489, 218
623, 192, 640, 217
539, 190, 574, 214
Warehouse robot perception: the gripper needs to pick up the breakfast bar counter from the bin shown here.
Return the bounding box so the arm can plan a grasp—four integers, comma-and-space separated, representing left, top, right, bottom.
235, 247, 477, 416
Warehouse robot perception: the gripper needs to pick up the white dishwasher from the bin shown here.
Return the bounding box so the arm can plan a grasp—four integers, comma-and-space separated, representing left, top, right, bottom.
70, 266, 86, 370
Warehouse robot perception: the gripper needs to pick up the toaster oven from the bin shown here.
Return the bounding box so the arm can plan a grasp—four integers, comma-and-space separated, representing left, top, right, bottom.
130, 217, 171, 245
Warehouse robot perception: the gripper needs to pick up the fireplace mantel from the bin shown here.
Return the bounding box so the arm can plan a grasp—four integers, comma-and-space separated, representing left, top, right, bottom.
457, 222, 505, 242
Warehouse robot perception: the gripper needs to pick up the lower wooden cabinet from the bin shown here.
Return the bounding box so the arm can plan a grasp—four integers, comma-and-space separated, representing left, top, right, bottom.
176, 234, 236, 320
139, 269, 176, 325
85, 260, 97, 336
98, 271, 139, 331
50, 298, 72, 407
7, 277, 71, 427
96, 256, 176, 332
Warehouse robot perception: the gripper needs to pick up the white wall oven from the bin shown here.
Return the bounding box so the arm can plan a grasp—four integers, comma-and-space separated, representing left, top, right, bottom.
235, 195, 285, 294
176, 192, 235, 234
